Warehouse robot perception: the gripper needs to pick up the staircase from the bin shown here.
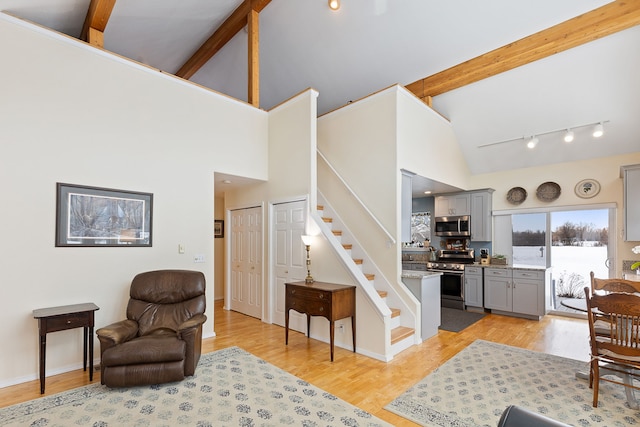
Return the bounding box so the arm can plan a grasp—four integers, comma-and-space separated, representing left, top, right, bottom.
316, 200, 415, 354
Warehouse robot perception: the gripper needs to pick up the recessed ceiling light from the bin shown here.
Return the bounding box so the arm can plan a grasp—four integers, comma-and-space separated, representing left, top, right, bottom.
222, 180, 232, 184
328, 0, 340, 10
526, 136, 538, 149
424, 190, 432, 195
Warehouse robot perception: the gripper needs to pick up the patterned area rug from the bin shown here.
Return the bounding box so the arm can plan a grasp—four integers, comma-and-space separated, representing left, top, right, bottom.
1, 346, 391, 427
385, 340, 640, 427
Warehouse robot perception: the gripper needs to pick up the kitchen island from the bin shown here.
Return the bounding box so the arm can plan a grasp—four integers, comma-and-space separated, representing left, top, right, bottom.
401, 270, 441, 340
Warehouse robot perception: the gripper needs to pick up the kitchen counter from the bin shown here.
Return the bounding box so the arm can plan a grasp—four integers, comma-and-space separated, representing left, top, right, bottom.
401, 270, 441, 279
472, 263, 548, 272
623, 270, 640, 282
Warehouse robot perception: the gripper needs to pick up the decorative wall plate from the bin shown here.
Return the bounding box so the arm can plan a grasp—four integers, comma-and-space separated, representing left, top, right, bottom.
506, 187, 527, 205
574, 179, 600, 199
536, 181, 561, 202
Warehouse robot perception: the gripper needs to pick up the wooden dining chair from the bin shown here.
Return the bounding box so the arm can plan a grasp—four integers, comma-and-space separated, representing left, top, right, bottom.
590, 271, 640, 294
584, 286, 640, 407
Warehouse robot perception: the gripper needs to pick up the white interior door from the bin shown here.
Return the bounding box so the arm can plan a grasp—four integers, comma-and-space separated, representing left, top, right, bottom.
230, 206, 262, 319
272, 200, 307, 328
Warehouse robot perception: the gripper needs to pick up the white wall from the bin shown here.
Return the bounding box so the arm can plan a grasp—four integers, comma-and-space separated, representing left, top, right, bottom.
0, 14, 268, 387
397, 87, 471, 191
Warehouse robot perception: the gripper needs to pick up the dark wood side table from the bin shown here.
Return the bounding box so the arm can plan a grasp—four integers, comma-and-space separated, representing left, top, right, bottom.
33, 302, 99, 394
285, 281, 356, 361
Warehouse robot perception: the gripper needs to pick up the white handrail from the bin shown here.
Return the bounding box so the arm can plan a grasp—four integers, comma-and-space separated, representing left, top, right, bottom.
318, 150, 396, 244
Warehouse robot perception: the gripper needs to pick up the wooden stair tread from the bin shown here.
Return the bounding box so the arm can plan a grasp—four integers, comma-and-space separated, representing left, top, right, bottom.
353, 258, 363, 264
377, 290, 388, 298
332, 230, 342, 236
364, 273, 375, 280
390, 307, 401, 318
391, 326, 414, 344
342, 243, 353, 250
322, 217, 333, 223
317, 205, 323, 211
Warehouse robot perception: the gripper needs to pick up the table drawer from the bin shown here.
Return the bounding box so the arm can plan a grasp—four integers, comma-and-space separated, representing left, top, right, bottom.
288, 286, 331, 301
288, 299, 330, 317
45, 313, 89, 332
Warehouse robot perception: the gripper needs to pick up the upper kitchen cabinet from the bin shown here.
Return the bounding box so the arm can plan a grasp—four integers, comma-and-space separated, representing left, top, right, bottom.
621, 164, 640, 241
470, 189, 494, 242
434, 193, 470, 217
434, 189, 493, 241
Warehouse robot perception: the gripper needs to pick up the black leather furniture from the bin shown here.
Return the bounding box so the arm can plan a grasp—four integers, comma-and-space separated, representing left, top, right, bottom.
96, 270, 207, 387
498, 405, 571, 427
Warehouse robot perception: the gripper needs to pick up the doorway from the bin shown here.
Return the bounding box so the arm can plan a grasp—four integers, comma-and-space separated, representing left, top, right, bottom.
504, 206, 614, 314
271, 199, 307, 328
229, 206, 263, 319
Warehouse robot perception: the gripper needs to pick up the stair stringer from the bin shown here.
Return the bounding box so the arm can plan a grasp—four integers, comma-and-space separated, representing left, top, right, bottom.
315, 193, 420, 359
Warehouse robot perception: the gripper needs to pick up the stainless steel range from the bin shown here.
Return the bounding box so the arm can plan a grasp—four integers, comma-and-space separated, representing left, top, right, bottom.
426, 249, 475, 310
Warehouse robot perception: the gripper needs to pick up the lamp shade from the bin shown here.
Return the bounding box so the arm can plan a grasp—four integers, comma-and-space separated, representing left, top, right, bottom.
301, 235, 314, 245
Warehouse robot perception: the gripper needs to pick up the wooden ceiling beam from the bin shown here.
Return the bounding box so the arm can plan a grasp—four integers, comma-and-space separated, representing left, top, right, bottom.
406, 0, 640, 100
248, 9, 260, 107
176, 0, 271, 80
80, 0, 116, 42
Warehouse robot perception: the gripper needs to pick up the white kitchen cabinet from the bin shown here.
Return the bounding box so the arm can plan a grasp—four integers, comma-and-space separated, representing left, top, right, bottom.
464, 266, 483, 308
621, 164, 640, 241
470, 190, 493, 242
484, 267, 546, 319
434, 193, 470, 217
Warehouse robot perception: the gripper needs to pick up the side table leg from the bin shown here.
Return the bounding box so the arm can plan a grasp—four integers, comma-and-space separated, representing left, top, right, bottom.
89, 326, 94, 381
39, 334, 46, 394
285, 309, 289, 345
330, 320, 335, 362
351, 315, 356, 352
83, 326, 88, 372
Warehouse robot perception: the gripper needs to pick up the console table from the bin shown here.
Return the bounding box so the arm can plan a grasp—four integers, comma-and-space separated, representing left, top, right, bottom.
285, 281, 356, 361
33, 302, 99, 394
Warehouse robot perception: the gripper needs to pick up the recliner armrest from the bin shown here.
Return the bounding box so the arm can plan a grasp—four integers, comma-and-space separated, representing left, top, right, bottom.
178, 313, 207, 334
96, 319, 139, 347
498, 405, 570, 427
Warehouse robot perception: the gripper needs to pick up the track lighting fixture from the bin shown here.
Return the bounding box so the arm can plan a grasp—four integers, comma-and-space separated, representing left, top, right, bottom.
563, 129, 574, 143
328, 0, 340, 10
477, 120, 609, 149
592, 122, 604, 138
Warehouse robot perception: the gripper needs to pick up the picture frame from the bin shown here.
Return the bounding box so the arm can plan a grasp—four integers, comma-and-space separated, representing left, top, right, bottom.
55, 183, 153, 247
214, 220, 224, 238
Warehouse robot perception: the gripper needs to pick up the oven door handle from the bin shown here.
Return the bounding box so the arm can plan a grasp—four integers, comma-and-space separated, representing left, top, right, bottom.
427, 269, 464, 275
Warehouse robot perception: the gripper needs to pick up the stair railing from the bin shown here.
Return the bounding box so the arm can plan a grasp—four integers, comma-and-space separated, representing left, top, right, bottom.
317, 149, 396, 245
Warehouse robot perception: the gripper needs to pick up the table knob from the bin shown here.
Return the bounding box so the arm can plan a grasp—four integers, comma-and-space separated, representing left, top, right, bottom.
66, 320, 71, 324
319, 307, 324, 311
319, 294, 324, 299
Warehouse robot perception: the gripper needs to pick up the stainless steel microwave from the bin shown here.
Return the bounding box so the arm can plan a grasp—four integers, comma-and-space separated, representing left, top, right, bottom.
434, 215, 470, 237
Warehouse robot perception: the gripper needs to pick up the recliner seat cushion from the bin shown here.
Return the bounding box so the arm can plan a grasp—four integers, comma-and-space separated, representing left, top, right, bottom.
102, 334, 186, 367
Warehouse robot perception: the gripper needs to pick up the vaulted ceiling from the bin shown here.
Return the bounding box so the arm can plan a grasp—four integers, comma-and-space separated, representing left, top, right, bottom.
2, 0, 639, 190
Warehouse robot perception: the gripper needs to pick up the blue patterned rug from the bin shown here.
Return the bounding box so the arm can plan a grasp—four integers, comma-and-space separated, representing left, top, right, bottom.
1, 346, 391, 426
385, 340, 640, 426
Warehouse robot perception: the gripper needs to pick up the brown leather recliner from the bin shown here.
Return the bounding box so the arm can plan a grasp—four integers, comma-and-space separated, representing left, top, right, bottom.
96, 270, 207, 388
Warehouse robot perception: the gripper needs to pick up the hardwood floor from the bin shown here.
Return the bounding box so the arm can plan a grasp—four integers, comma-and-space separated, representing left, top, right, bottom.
0, 300, 590, 426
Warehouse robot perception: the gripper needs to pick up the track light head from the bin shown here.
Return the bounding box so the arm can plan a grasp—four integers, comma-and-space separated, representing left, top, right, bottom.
526, 136, 538, 149
564, 129, 574, 143
592, 123, 604, 138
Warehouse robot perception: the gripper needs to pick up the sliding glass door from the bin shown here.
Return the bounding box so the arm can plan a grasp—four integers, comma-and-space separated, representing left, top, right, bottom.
495, 204, 614, 313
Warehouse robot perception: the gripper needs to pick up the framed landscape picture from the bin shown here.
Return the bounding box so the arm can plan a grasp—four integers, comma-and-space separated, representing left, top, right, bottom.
56, 183, 153, 247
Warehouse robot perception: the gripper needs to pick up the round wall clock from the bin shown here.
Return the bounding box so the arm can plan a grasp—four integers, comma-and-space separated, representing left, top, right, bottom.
574, 179, 600, 198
